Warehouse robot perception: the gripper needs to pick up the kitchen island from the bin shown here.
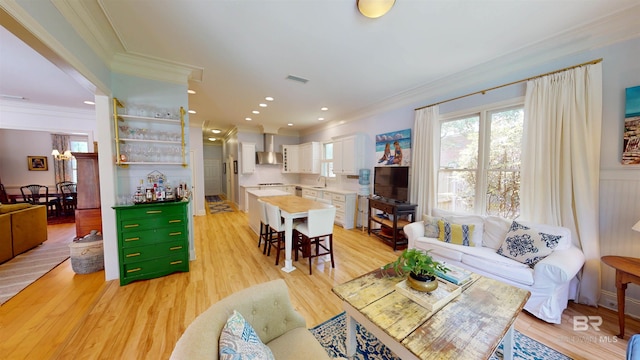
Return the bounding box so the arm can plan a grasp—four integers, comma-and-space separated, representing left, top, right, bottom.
246, 188, 290, 234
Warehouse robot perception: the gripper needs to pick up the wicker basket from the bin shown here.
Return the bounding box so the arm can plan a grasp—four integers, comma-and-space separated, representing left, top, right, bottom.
69, 238, 104, 274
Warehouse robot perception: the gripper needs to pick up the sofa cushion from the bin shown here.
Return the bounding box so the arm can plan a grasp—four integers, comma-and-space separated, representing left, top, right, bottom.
461, 250, 534, 286
437, 220, 475, 246
219, 310, 275, 360
422, 214, 441, 238
0, 203, 32, 214
267, 327, 333, 360
482, 215, 512, 250
431, 209, 484, 247
496, 221, 562, 268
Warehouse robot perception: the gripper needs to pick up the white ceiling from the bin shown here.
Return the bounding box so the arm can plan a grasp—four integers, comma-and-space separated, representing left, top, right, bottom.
2, 1, 640, 142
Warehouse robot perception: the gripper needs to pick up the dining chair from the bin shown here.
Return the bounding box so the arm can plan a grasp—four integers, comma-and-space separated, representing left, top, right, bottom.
293, 206, 337, 275
264, 202, 286, 265
257, 199, 274, 254
59, 182, 77, 215
20, 184, 59, 217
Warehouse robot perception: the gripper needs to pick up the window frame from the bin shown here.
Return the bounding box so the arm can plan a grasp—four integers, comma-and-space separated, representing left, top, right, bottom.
438, 98, 524, 216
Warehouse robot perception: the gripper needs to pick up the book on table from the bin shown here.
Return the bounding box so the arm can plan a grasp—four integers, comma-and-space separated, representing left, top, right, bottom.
435, 263, 473, 285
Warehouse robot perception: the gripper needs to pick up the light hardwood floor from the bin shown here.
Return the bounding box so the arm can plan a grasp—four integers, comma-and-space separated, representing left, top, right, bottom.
0, 204, 638, 359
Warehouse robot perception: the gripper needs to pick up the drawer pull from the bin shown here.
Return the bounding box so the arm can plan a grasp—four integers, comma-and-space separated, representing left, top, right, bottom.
169, 232, 182, 236
126, 252, 141, 257
170, 260, 183, 265
127, 268, 142, 273
146, 210, 162, 214
169, 219, 182, 223
169, 246, 183, 251
124, 237, 140, 242
124, 224, 140, 228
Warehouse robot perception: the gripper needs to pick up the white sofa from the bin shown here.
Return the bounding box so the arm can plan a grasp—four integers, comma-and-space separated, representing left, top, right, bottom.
403, 208, 585, 324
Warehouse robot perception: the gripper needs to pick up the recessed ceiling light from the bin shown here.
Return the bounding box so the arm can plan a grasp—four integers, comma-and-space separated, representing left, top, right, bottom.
318, 117, 325, 121
188, 110, 196, 114
265, 97, 274, 101
245, 117, 252, 121
252, 110, 260, 114
208, 137, 216, 141
259, 103, 267, 107
339, 121, 345, 124
212, 129, 221, 134
321, 107, 328, 111
287, 123, 294, 127
187, 89, 196, 94
84, 101, 95, 105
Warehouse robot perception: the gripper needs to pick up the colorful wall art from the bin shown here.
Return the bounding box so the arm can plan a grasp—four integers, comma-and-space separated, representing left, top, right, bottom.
623, 85, 640, 164
375, 129, 411, 166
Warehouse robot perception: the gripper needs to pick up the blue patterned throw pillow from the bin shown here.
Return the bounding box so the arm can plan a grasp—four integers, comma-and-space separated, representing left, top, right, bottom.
496, 221, 562, 268
219, 310, 275, 360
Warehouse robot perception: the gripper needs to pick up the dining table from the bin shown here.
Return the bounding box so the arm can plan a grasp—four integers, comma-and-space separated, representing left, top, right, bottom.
259, 195, 333, 273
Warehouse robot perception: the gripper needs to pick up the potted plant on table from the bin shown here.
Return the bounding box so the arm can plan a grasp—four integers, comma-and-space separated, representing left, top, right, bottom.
385, 249, 449, 292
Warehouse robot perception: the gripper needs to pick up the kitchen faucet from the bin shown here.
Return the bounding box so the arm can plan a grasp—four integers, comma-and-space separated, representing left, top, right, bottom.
317, 176, 327, 188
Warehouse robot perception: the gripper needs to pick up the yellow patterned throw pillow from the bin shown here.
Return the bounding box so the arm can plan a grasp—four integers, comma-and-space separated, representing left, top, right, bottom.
437, 220, 475, 246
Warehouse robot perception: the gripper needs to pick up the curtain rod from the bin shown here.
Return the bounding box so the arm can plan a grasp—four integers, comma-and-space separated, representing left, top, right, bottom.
415, 58, 603, 111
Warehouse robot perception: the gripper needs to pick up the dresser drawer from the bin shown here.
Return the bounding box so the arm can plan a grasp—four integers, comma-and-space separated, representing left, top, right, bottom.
122, 240, 187, 264
302, 189, 318, 198
120, 225, 187, 248
121, 252, 189, 283
371, 199, 395, 213
333, 201, 345, 213
120, 215, 185, 232
118, 203, 185, 220
331, 193, 346, 202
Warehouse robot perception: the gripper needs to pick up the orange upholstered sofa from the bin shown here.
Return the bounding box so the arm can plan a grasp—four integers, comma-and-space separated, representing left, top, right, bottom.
0, 204, 48, 263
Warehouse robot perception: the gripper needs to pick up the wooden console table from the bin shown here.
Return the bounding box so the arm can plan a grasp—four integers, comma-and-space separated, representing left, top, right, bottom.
368, 197, 417, 251
601, 255, 640, 338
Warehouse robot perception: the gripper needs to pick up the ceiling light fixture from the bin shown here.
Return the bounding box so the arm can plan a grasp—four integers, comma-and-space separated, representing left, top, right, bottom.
318, 117, 325, 121
245, 117, 252, 121
208, 137, 217, 141
52, 149, 73, 160
212, 129, 221, 134
188, 110, 196, 114
187, 89, 196, 94
321, 107, 328, 111
287, 123, 294, 127
356, 0, 395, 18
259, 103, 267, 107
84, 100, 95, 105
265, 97, 274, 101
252, 110, 260, 114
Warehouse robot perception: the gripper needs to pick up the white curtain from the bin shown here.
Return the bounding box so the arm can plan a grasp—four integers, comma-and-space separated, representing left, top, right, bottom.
520, 63, 602, 306
410, 105, 439, 218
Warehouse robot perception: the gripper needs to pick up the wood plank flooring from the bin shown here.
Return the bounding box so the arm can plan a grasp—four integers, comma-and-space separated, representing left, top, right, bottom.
0, 204, 638, 359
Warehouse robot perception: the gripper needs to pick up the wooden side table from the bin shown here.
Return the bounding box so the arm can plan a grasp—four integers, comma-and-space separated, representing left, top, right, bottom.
601, 255, 640, 338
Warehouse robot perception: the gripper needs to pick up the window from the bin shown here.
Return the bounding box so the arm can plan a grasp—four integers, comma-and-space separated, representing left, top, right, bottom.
69, 137, 89, 183
438, 105, 523, 218
321, 142, 335, 178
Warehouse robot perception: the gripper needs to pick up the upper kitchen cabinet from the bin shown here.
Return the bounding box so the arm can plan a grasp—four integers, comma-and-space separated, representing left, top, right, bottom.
241, 142, 256, 174
333, 134, 365, 175
113, 98, 186, 167
282, 144, 299, 173
282, 142, 320, 174
299, 142, 321, 174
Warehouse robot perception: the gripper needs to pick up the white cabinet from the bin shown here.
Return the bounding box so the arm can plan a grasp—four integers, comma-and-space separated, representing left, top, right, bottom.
241, 143, 256, 174
327, 191, 357, 230
282, 142, 320, 174
113, 98, 186, 166
282, 145, 299, 173
333, 134, 365, 175
285, 185, 297, 194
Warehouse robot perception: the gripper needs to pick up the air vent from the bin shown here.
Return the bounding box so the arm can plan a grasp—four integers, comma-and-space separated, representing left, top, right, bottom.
286, 75, 309, 84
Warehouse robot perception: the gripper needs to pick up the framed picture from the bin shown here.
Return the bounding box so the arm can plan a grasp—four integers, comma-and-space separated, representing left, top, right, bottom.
233, 160, 238, 174
223, 162, 227, 174
28, 156, 48, 171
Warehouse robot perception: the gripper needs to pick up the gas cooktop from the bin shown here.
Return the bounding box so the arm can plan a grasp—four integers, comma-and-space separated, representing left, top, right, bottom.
257, 183, 285, 186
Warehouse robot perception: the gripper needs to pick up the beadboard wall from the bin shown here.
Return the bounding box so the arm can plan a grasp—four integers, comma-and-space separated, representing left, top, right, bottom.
599, 169, 640, 318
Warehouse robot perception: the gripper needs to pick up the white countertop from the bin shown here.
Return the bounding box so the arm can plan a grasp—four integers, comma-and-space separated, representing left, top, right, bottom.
246, 189, 290, 197
297, 185, 357, 195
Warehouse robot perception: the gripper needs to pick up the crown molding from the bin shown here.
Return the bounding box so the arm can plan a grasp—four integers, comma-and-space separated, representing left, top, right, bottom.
111, 52, 203, 84
0, 99, 95, 119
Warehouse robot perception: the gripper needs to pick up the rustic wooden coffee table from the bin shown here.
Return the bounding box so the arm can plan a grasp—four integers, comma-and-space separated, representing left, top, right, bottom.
332, 268, 530, 360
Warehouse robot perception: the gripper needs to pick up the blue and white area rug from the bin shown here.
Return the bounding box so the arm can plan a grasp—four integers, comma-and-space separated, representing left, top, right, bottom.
310, 312, 571, 360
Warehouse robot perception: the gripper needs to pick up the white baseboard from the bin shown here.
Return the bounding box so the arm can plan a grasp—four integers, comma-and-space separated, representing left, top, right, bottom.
599, 290, 640, 320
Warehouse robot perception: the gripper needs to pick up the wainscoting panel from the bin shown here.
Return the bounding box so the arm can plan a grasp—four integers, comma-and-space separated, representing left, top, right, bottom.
599, 170, 640, 318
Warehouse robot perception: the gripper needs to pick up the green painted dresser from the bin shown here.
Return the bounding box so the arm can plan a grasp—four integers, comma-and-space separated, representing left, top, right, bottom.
114, 201, 189, 285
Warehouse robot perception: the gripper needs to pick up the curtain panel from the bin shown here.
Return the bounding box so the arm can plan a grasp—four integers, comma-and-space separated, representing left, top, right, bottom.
410, 105, 439, 218
520, 63, 603, 306
51, 134, 72, 185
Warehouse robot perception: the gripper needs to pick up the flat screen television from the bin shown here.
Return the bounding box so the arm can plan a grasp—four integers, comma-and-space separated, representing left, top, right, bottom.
373, 166, 409, 202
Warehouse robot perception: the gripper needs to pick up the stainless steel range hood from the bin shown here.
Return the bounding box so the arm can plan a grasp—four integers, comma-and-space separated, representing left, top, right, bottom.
256, 133, 283, 165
